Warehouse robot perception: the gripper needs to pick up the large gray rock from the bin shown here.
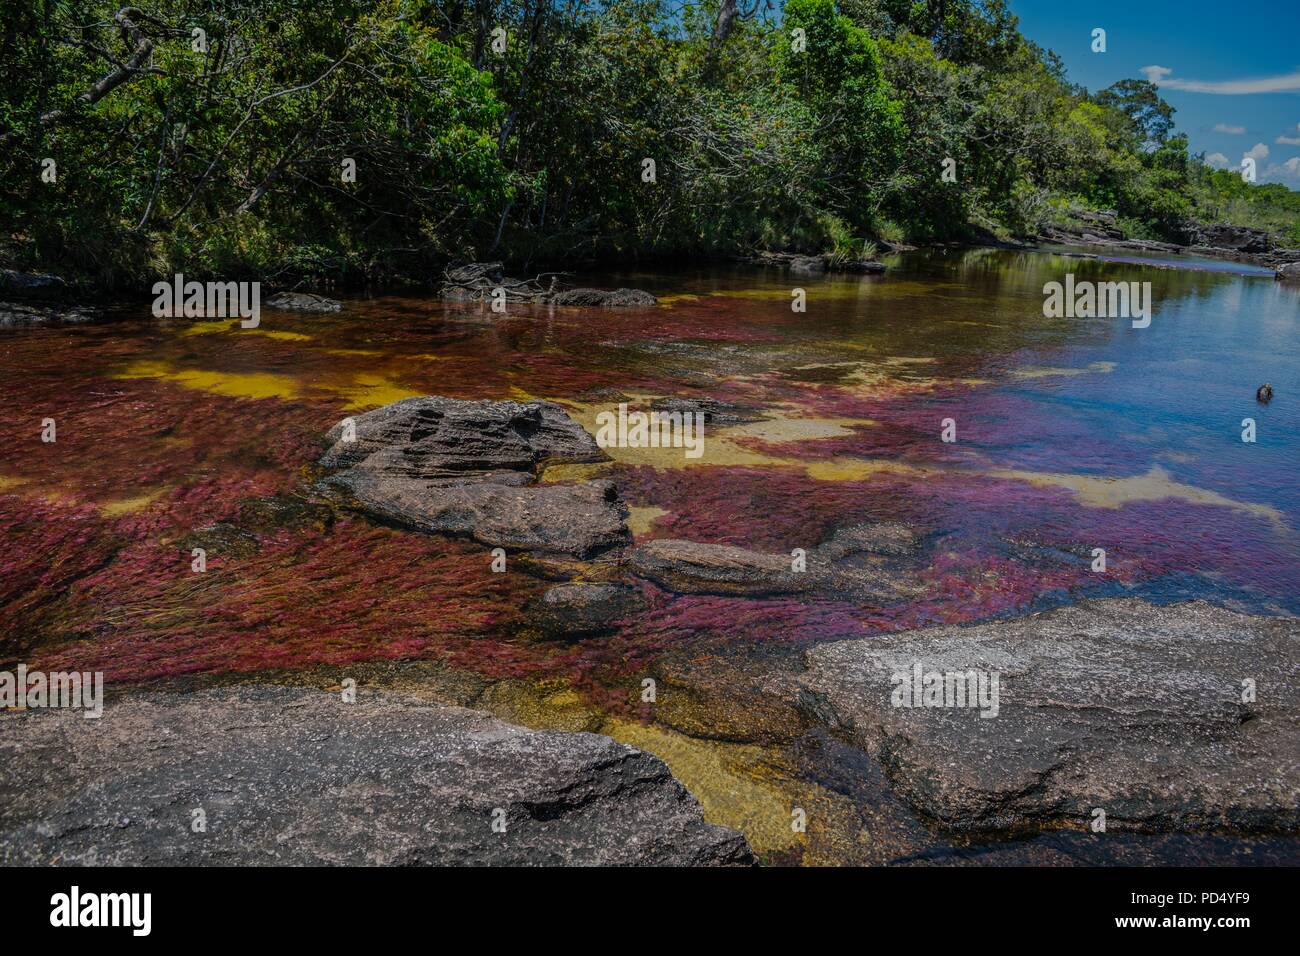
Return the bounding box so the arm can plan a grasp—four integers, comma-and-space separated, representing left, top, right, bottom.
1196, 224, 1272, 254
0, 686, 754, 866
321, 397, 605, 474
318, 397, 628, 556
800, 599, 1300, 833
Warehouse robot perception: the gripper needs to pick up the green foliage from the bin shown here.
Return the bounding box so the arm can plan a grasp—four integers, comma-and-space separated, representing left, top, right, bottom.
0, 0, 1295, 285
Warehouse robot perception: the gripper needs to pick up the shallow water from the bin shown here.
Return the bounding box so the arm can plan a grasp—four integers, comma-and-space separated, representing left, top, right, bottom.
3, 247, 1298, 864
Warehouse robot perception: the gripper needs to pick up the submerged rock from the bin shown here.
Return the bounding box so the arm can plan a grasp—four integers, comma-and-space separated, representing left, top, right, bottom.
318, 397, 628, 556
0, 686, 754, 866
265, 291, 343, 312
630, 539, 808, 596
649, 396, 767, 427
528, 582, 648, 638
628, 522, 924, 601
800, 599, 1300, 833
180, 495, 335, 559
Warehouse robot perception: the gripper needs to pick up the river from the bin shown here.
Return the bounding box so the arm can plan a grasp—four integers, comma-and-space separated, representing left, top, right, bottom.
3, 246, 1297, 863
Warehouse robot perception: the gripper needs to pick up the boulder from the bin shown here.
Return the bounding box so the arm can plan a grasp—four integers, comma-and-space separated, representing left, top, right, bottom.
800, 599, 1300, 833
265, 292, 343, 313
1276, 262, 1300, 283
0, 686, 754, 866
318, 397, 628, 556
1196, 224, 1272, 254
321, 397, 607, 475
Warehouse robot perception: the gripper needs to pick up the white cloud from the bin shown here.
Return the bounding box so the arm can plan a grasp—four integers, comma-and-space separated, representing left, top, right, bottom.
1278, 135, 1300, 146
1244, 142, 1270, 162
1212, 123, 1245, 135
1139, 67, 1300, 94
1263, 157, 1300, 181
1205, 152, 1230, 168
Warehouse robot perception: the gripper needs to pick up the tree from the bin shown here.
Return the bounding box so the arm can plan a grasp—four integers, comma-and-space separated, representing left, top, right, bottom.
1096, 79, 1176, 148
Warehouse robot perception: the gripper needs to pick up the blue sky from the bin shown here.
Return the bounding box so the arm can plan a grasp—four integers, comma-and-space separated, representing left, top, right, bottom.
1009, 0, 1300, 186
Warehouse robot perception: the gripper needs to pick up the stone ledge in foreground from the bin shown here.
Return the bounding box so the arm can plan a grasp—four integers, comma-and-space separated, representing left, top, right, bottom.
800, 598, 1300, 834
0, 685, 754, 866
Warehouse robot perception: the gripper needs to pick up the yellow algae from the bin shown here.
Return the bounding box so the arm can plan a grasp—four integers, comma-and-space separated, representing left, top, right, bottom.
806, 458, 931, 482
627, 505, 669, 537
114, 360, 303, 401
259, 330, 313, 342
604, 718, 800, 855
987, 465, 1285, 525
0, 475, 29, 492
1009, 361, 1116, 380
325, 348, 385, 357
475, 679, 603, 733
538, 462, 613, 483
175, 320, 240, 336
174, 321, 312, 342
723, 416, 874, 443
555, 398, 879, 472
331, 373, 424, 410
100, 487, 169, 516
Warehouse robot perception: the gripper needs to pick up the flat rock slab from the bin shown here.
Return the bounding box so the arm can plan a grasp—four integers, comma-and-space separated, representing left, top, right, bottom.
629, 525, 924, 601
0, 686, 753, 866
801, 599, 1300, 833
